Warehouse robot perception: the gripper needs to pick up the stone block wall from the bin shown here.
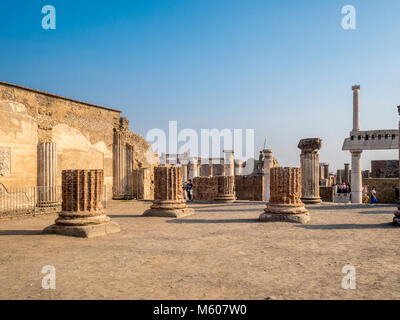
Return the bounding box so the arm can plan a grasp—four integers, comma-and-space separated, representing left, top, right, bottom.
320, 186, 334, 202
362, 178, 398, 204
192, 177, 219, 201
371, 160, 399, 178
235, 176, 264, 201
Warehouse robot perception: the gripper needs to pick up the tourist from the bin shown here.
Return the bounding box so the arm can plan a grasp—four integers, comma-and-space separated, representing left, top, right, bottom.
186, 179, 193, 201
370, 186, 378, 204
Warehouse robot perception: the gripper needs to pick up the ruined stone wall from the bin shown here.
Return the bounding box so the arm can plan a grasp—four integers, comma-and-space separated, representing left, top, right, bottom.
320, 187, 334, 202
371, 160, 399, 178
192, 177, 219, 201
235, 176, 264, 201
0, 82, 155, 200
363, 178, 398, 204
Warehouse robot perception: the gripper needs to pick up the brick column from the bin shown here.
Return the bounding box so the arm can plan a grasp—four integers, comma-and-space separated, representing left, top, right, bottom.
37, 142, 59, 207
394, 106, 400, 226
43, 170, 120, 238
298, 138, 322, 204
260, 167, 310, 224
214, 176, 236, 203
144, 165, 194, 217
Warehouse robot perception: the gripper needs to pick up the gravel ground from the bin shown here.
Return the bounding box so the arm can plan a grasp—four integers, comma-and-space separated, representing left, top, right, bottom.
0, 200, 399, 300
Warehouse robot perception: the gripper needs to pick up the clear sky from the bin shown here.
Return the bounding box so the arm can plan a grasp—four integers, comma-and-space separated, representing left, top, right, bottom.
1, 0, 399, 171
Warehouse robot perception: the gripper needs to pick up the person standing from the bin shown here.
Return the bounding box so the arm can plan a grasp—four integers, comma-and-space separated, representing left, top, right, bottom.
186, 179, 193, 201
370, 186, 378, 204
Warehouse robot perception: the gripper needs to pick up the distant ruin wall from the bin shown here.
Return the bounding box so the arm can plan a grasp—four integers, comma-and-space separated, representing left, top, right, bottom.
371, 160, 399, 178
192, 177, 218, 201
363, 178, 398, 204
320, 187, 334, 202
235, 176, 264, 201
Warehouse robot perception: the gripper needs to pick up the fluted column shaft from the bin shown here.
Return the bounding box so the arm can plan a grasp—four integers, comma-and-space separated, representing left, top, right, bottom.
37, 142, 58, 206
351, 151, 362, 204
113, 130, 127, 199
298, 138, 322, 204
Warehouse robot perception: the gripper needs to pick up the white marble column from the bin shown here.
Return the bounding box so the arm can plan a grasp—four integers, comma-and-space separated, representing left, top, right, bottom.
262, 149, 274, 203
351, 150, 362, 204
37, 142, 58, 206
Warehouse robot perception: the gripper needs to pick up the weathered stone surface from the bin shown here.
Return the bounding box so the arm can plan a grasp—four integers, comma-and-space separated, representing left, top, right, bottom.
43, 169, 120, 238
298, 138, 322, 204
235, 175, 264, 201
193, 176, 219, 201
37, 142, 59, 207
260, 167, 310, 224
214, 176, 236, 203
0, 148, 10, 176
144, 165, 194, 218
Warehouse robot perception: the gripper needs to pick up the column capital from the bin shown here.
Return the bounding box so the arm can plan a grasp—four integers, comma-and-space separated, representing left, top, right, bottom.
298, 138, 322, 153
352, 85, 360, 91
350, 150, 363, 156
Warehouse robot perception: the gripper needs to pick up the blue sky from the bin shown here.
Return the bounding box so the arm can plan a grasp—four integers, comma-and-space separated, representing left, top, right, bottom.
1, 0, 399, 171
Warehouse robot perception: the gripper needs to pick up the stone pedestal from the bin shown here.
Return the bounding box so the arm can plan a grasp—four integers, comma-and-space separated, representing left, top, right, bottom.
43, 170, 120, 238
394, 106, 400, 226
260, 167, 310, 224
144, 165, 194, 218
298, 138, 322, 204
214, 176, 236, 203
37, 142, 59, 207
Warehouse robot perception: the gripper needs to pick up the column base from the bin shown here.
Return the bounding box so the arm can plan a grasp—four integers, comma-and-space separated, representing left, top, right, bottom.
143, 200, 195, 218
301, 197, 322, 204
214, 194, 236, 203
42, 221, 120, 238
260, 203, 310, 224
37, 201, 61, 208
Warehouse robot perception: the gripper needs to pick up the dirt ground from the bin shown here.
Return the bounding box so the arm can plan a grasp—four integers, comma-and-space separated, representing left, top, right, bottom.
0, 200, 399, 300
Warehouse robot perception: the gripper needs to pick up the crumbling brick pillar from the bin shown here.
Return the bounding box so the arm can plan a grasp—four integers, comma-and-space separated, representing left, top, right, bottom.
298, 138, 322, 204
214, 176, 236, 203
37, 142, 59, 207
43, 170, 120, 238
394, 106, 400, 226
144, 165, 194, 217
260, 167, 310, 224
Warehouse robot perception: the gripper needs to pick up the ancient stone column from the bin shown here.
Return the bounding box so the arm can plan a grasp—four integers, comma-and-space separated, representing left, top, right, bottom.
298, 138, 322, 204
214, 176, 236, 203
260, 167, 310, 224
112, 129, 127, 199
125, 144, 134, 199
235, 160, 243, 176
344, 163, 350, 184
43, 170, 120, 238
352, 85, 361, 131
37, 142, 59, 207
262, 149, 274, 203
223, 150, 235, 177
336, 170, 343, 184
324, 164, 330, 180
394, 106, 400, 226
144, 165, 194, 217
182, 164, 188, 182
188, 159, 198, 180
208, 158, 214, 177
351, 151, 363, 204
